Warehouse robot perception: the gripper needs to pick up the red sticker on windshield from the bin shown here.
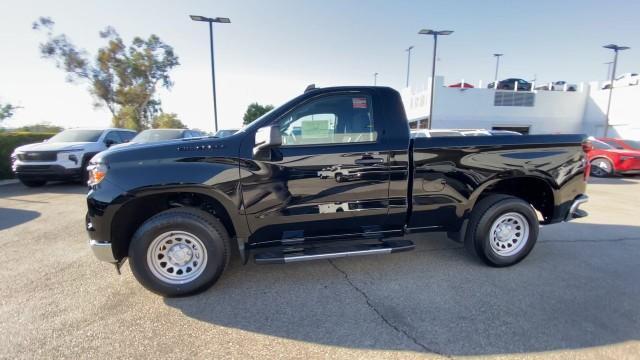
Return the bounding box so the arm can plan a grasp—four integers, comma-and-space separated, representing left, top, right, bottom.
352, 98, 368, 108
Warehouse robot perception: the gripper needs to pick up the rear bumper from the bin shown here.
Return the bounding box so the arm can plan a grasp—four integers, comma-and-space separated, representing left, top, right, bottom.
89, 240, 117, 263
565, 195, 589, 221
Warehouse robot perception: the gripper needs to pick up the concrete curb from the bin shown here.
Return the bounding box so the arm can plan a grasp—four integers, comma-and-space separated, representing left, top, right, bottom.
0, 179, 19, 186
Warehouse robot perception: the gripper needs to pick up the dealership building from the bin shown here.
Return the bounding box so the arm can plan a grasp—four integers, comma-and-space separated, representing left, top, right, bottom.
401, 77, 640, 140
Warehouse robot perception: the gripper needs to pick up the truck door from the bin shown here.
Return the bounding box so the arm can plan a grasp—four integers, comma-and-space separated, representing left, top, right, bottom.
240, 92, 394, 243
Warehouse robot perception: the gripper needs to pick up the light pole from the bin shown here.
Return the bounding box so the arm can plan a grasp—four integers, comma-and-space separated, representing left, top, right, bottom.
602, 44, 630, 137
190, 15, 231, 132
373, 72, 378, 85
418, 29, 453, 129
405, 46, 414, 88
604, 61, 614, 79
493, 53, 503, 83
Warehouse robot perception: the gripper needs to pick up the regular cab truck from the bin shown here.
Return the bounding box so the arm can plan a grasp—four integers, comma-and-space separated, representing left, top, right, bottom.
86, 86, 589, 296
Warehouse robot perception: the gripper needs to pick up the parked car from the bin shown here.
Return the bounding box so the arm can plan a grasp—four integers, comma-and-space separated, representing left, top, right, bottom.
586, 138, 640, 177
598, 137, 640, 151
456, 129, 492, 136
448, 82, 474, 88
488, 78, 532, 91
489, 130, 523, 136
111, 129, 205, 149
535, 81, 577, 91
602, 73, 639, 89
86, 86, 589, 296
11, 128, 136, 187
214, 129, 239, 138
410, 129, 463, 138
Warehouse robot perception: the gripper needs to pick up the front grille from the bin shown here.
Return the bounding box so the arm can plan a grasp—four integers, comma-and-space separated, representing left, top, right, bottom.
15, 165, 55, 172
17, 151, 57, 162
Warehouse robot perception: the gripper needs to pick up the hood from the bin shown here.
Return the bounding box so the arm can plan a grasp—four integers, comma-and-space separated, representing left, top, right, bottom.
14, 141, 92, 153
92, 136, 238, 165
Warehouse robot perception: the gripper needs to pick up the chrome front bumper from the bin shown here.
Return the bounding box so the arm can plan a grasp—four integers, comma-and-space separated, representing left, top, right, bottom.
89, 240, 117, 263
565, 195, 589, 221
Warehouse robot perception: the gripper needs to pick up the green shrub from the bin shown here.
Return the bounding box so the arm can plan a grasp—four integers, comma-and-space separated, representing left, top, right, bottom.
0, 132, 54, 180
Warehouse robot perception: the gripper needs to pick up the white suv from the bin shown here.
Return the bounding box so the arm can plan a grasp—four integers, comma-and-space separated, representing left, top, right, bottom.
11, 128, 136, 187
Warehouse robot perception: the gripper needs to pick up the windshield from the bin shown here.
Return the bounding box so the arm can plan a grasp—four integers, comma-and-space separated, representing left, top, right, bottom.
622, 140, 640, 150
48, 129, 103, 143
592, 139, 613, 150
132, 129, 184, 142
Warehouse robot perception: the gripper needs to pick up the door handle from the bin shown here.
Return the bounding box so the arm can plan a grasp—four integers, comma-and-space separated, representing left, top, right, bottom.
355, 157, 384, 165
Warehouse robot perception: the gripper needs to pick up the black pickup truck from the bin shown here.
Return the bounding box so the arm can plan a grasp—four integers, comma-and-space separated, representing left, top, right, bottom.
86, 86, 589, 296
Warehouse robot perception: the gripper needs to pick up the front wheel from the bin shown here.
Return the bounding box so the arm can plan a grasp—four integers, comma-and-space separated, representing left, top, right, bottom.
590, 158, 614, 177
128, 208, 230, 297
465, 195, 539, 267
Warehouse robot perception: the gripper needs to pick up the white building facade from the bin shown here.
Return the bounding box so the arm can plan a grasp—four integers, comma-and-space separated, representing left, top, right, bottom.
401, 77, 640, 139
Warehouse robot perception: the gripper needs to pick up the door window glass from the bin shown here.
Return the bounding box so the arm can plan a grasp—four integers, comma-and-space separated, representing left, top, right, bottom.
278, 95, 376, 146
104, 131, 122, 144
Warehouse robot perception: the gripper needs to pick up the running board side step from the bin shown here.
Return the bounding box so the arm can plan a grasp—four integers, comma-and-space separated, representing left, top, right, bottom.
254, 240, 415, 264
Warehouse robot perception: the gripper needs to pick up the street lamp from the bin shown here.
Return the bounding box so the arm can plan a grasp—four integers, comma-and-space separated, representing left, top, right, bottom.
418, 29, 453, 129
604, 61, 614, 80
493, 53, 503, 83
190, 15, 231, 132
602, 44, 630, 137
373, 72, 379, 86
405, 46, 414, 88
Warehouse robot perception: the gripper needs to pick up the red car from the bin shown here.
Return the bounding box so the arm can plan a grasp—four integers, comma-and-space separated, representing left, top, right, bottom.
587, 138, 640, 177
598, 137, 640, 151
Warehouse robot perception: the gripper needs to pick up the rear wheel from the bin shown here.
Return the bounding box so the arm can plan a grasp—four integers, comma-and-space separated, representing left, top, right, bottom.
590, 158, 614, 177
128, 208, 230, 297
465, 194, 539, 267
19, 179, 46, 187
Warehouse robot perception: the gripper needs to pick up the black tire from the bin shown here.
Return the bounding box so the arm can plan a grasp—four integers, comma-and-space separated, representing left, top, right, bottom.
128, 207, 231, 297
465, 194, 539, 267
19, 179, 46, 187
590, 158, 614, 177
80, 158, 90, 185
335, 173, 344, 183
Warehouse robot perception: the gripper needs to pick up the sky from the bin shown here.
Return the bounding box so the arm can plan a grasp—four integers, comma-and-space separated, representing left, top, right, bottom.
1, 0, 639, 132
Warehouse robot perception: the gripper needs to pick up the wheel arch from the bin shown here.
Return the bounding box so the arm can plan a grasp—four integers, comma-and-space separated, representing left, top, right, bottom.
470, 176, 556, 224
589, 155, 616, 171
110, 188, 242, 260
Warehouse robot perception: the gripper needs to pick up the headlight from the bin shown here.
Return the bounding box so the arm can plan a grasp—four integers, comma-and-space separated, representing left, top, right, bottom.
87, 162, 108, 186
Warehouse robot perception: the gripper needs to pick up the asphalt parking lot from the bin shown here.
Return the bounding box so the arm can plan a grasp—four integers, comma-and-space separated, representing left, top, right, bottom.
1, 178, 639, 359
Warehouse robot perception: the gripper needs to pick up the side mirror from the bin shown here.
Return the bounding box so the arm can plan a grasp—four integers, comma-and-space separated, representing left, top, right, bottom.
253, 125, 281, 156
105, 139, 116, 147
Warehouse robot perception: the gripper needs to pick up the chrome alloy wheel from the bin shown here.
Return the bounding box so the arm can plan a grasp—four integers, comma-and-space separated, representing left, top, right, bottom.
489, 212, 529, 256
146, 231, 208, 285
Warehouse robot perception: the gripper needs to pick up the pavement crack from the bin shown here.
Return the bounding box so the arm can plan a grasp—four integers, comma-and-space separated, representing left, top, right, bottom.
327, 259, 450, 357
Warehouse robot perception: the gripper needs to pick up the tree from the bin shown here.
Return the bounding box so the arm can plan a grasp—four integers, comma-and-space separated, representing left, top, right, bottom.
243, 102, 274, 125
33, 17, 179, 131
16, 123, 64, 133
152, 113, 186, 129
0, 102, 20, 122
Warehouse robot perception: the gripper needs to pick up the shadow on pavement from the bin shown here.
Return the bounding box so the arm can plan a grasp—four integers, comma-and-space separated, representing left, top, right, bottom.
588, 176, 640, 185
0, 207, 40, 230
0, 181, 88, 199
165, 223, 640, 356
